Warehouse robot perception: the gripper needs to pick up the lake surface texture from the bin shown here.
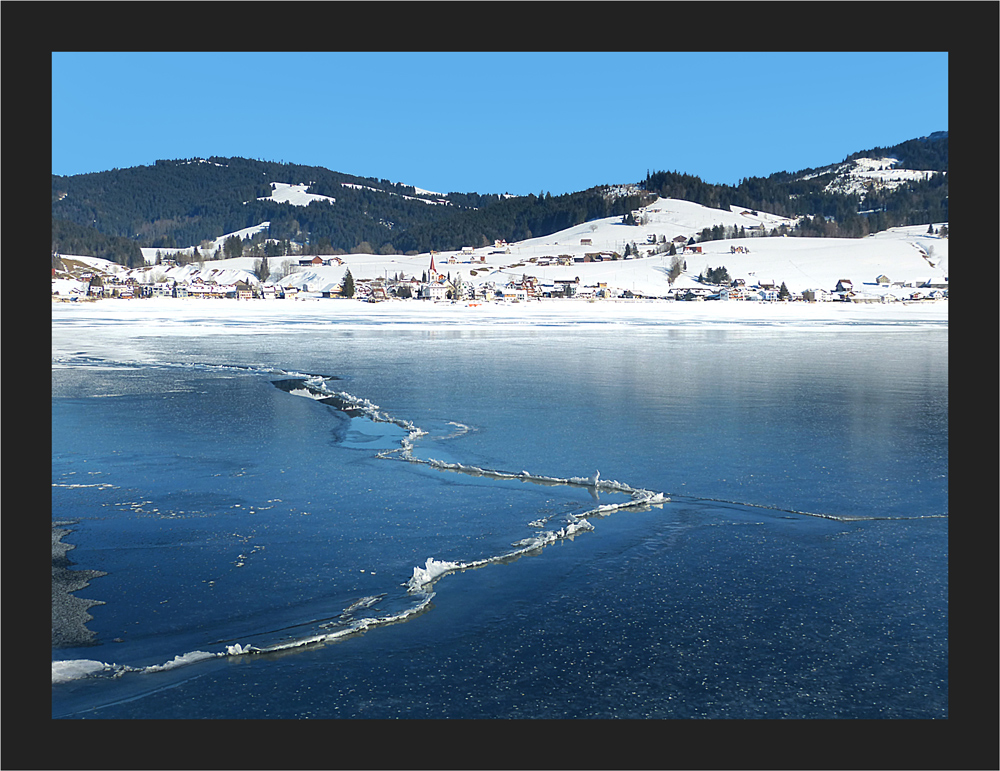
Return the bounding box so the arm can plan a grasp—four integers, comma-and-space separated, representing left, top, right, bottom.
52, 319, 948, 719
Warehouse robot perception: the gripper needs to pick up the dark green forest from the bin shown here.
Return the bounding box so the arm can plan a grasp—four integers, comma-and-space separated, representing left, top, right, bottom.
52, 132, 946, 267
51, 218, 145, 267
643, 132, 948, 239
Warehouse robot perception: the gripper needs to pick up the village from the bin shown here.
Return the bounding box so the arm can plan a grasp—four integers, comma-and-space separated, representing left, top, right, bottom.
56, 242, 948, 306
52, 197, 949, 307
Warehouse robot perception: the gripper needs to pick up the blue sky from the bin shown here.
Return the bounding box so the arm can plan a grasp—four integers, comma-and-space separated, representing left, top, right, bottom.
52, 51, 947, 196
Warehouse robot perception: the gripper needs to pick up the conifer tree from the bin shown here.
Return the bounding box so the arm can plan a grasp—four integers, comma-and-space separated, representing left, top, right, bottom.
342, 268, 355, 298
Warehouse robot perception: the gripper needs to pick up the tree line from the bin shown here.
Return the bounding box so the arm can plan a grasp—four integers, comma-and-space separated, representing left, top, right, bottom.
52, 135, 947, 266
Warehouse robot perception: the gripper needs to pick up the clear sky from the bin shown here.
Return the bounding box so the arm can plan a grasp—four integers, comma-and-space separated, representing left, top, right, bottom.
52, 51, 948, 196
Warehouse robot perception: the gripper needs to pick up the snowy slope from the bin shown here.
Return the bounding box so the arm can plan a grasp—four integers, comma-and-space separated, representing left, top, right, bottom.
807, 157, 942, 198
263, 196, 946, 297
258, 182, 336, 206
139, 223, 272, 264
57, 196, 948, 301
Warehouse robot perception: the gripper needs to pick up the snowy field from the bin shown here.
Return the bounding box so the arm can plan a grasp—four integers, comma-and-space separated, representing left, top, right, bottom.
58, 195, 948, 305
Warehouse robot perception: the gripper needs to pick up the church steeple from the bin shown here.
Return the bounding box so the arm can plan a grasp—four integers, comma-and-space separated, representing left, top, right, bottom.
429, 253, 437, 280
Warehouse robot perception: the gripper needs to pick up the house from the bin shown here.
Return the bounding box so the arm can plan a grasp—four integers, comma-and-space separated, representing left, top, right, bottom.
835, 279, 853, 293
419, 282, 448, 300
553, 278, 579, 297
580, 238, 592, 246
299, 256, 325, 266
758, 288, 779, 302
719, 286, 751, 301
801, 288, 830, 302
234, 280, 253, 300
875, 274, 890, 284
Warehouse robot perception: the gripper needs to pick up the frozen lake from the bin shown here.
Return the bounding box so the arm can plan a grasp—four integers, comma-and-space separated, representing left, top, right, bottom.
51, 304, 947, 718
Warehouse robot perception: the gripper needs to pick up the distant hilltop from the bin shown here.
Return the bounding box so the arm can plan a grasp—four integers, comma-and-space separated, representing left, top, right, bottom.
52, 133, 946, 270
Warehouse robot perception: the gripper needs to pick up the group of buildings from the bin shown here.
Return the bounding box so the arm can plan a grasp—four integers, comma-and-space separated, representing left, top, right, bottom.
57, 249, 946, 305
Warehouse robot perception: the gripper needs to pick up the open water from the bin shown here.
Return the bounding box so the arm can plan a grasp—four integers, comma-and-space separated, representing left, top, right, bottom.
51, 321, 947, 719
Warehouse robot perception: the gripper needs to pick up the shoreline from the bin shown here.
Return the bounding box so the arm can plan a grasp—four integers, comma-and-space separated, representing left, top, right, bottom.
51, 296, 948, 330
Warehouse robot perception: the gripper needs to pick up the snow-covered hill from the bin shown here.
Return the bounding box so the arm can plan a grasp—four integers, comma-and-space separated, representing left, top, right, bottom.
804, 156, 942, 198
54, 196, 948, 302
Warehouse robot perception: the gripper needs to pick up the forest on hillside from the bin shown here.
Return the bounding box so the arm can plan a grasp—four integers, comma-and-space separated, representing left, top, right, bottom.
643, 133, 948, 239
52, 133, 947, 267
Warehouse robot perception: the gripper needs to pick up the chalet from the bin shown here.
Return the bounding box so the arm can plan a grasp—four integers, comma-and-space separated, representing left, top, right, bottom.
719, 286, 751, 301
835, 279, 853, 293
151, 282, 174, 297
553, 278, 579, 297
299, 256, 325, 266
234, 280, 253, 300
580, 238, 592, 246
875, 274, 890, 284
684, 245, 703, 254
758, 288, 779, 302
757, 278, 776, 290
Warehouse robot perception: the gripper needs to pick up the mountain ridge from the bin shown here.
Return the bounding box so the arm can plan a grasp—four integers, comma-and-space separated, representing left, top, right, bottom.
52, 133, 947, 267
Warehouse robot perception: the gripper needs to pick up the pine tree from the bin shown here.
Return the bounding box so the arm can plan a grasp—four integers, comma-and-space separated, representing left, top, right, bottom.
342, 268, 355, 298
779, 281, 790, 300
